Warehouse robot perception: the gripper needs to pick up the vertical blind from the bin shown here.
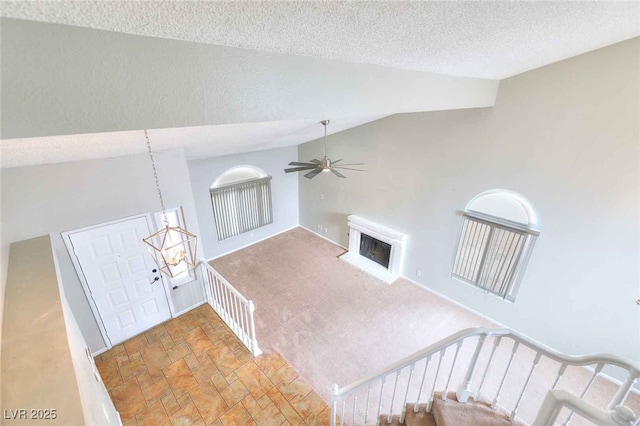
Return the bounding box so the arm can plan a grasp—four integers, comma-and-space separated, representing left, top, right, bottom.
210, 177, 273, 241
452, 213, 538, 301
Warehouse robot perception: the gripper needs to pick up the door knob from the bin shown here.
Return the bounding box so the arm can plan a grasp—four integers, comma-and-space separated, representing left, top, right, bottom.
150, 276, 160, 284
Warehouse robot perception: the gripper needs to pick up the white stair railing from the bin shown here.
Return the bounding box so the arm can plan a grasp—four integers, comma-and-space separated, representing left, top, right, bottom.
198, 259, 262, 357
330, 328, 639, 426
533, 390, 637, 426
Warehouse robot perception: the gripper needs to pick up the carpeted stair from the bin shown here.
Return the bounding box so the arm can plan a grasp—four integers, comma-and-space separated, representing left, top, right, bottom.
379, 403, 436, 426
379, 393, 527, 426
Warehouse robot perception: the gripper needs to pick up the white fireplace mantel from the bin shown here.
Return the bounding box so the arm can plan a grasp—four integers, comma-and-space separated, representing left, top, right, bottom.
340, 215, 407, 284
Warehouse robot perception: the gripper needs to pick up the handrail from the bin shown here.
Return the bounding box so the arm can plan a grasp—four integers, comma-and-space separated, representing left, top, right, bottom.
333, 327, 640, 398
533, 390, 637, 426
198, 259, 262, 357
330, 327, 640, 426
200, 260, 250, 304
334, 328, 508, 397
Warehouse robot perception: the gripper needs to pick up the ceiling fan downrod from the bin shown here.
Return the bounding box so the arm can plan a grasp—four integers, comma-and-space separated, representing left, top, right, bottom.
283, 120, 365, 179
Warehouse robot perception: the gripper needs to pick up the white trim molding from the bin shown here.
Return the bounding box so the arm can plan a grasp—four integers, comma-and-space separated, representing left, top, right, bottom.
340, 215, 407, 284
298, 225, 348, 250
206, 225, 299, 263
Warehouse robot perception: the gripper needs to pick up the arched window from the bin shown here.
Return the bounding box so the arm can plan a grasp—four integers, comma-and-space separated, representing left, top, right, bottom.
451, 189, 540, 301
210, 166, 273, 241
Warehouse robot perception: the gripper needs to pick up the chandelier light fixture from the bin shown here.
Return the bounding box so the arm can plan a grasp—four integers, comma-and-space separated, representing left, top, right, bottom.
142, 129, 198, 278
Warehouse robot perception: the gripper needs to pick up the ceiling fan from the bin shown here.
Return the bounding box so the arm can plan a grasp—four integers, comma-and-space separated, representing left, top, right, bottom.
284, 120, 365, 179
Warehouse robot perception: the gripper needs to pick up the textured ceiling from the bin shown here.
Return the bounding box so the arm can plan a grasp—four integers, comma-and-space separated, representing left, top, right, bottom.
2, 1, 638, 168
0, 116, 387, 169
2, 1, 638, 79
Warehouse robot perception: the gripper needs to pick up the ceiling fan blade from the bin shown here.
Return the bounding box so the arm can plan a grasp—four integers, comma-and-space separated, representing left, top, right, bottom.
332, 159, 343, 164
310, 159, 321, 164
331, 169, 347, 178
288, 161, 317, 166
304, 168, 323, 179
285, 166, 318, 173
333, 166, 366, 172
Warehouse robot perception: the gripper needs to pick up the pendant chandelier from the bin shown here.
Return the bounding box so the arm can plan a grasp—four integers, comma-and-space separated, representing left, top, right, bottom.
142, 129, 198, 278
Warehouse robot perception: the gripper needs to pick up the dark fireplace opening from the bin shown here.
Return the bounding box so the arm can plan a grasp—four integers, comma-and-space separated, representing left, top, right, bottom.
359, 233, 392, 269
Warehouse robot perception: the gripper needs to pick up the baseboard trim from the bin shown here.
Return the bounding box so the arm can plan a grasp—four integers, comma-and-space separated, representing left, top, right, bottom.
400, 275, 639, 395
399, 275, 510, 330
201, 225, 638, 395
91, 346, 110, 357
583, 364, 640, 396
205, 225, 299, 263
173, 300, 206, 317
298, 225, 348, 250
91, 301, 206, 357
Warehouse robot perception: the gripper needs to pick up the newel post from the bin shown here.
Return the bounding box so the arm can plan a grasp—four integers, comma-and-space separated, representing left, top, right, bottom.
248, 301, 262, 357
456, 334, 487, 403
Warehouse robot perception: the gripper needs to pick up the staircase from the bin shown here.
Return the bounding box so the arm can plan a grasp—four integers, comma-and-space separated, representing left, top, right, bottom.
330, 328, 640, 426
379, 395, 527, 426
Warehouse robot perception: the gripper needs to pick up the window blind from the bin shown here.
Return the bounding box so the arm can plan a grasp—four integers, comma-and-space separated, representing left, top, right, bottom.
452, 213, 537, 301
210, 177, 273, 241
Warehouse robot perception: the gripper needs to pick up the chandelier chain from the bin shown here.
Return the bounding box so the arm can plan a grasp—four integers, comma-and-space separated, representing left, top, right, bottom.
144, 129, 169, 226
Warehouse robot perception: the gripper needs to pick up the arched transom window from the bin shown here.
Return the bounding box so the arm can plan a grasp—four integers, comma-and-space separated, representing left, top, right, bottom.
210, 166, 273, 241
451, 189, 540, 301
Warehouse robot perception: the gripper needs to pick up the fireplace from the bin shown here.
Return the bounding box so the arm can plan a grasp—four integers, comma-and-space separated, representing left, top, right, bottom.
340, 215, 406, 284
360, 234, 391, 268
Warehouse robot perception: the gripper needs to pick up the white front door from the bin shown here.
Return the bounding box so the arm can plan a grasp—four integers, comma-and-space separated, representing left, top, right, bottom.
68, 216, 172, 345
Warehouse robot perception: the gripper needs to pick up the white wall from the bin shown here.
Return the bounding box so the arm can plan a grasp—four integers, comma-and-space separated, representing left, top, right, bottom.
1, 149, 204, 353
188, 146, 299, 260
298, 38, 640, 362
52, 238, 120, 425
0, 18, 497, 140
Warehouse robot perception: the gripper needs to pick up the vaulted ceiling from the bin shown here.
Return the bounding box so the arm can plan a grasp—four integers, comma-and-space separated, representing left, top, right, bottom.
1, 1, 638, 168
4, 1, 638, 79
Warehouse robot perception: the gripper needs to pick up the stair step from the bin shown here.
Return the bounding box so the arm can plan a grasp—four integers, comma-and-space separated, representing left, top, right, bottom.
432, 392, 527, 426
379, 403, 436, 426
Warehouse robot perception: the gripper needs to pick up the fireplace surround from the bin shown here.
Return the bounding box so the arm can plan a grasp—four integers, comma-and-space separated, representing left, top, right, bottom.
340, 215, 407, 284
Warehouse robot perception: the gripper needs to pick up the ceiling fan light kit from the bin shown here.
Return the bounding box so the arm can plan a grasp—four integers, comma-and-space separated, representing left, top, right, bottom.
284, 120, 365, 179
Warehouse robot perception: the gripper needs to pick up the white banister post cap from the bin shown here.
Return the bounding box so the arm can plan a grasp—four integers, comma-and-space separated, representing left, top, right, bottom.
611, 405, 636, 425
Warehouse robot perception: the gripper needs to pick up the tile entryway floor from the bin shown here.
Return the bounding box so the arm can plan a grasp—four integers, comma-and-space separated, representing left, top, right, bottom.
95, 304, 331, 425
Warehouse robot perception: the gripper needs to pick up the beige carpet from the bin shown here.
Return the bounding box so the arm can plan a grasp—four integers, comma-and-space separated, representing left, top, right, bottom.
211, 227, 639, 425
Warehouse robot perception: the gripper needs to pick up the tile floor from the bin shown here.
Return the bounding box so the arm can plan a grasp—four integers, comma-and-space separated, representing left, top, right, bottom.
94, 304, 332, 426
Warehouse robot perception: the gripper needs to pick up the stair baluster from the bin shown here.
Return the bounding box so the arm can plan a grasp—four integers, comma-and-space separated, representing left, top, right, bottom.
561, 363, 604, 426
552, 363, 567, 391
457, 334, 487, 403
414, 355, 431, 413
428, 348, 447, 413
340, 399, 345, 426
607, 371, 639, 410
443, 341, 463, 401
492, 341, 520, 409
475, 336, 501, 401
387, 371, 401, 424
510, 352, 542, 420
351, 395, 357, 426
399, 364, 415, 423
364, 385, 372, 426
375, 378, 386, 426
